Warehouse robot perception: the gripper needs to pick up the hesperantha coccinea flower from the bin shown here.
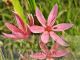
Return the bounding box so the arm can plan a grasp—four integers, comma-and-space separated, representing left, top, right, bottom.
3, 12, 34, 40
29, 4, 73, 46
31, 41, 69, 60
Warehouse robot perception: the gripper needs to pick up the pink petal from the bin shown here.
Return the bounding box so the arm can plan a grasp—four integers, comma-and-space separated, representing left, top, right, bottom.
26, 26, 31, 35
30, 52, 46, 59
39, 41, 49, 53
47, 4, 58, 26
14, 32, 26, 39
50, 32, 68, 46
52, 50, 69, 57
13, 12, 27, 32
53, 23, 73, 31
50, 43, 59, 52
41, 31, 49, 44
27, 14, 34, 26
2, 33, 17, 39
29, 25, 44, 33
36, 7, 46, 27
5, 22, 21, 34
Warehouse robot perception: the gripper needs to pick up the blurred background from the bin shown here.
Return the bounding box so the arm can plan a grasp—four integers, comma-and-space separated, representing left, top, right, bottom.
0, 0, 80, 60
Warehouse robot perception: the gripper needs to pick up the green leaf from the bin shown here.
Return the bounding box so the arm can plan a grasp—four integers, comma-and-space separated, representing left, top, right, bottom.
11, 0, 28, 24
28, 0, 37, 13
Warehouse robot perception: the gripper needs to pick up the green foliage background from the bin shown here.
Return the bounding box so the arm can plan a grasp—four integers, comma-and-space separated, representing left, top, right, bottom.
0, 0, 80, 60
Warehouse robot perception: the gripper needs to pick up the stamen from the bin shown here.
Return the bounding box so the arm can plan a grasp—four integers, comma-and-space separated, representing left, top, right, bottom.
45, 26, 52, 32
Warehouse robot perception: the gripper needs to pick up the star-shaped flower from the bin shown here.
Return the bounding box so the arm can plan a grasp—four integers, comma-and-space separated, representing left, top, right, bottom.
31, 41, 69, 60
3, 12, 34, 40
29, 4, 73, 46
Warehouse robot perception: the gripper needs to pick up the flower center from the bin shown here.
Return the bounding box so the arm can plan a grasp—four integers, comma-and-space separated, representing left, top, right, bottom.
45, 26, 52, 32
46, 52, 52, 59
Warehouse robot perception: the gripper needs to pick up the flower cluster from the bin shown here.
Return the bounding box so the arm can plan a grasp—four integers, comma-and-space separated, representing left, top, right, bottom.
31, 41, 69, 60
3, 4, 73, 60
3, 12, 34, 40
29, 4, 73, 46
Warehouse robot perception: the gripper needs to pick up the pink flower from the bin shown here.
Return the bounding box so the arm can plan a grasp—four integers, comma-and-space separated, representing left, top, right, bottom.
29, 4, 73, 46
31, 41, 69, 60
3, 12, 34, 40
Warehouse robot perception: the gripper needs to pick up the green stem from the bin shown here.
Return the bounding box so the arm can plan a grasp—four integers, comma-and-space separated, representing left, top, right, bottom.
9, 48, 14, 60
0, 48, 3, 60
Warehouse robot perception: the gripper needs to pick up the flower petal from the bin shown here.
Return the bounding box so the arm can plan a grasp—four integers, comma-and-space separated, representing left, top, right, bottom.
53, 23, 73, 31
13, 12, 27, 32
5, 22, 21, 34
52, 50, 69, 57
30, 52, 46, 59
50, 32, 68, 46
36, 7, 46, 27
41, 31, 49, 44
39, 41, 49, 53
27, 14, 34, 26
29, 25, 44, 33
2, 33, 17, 39
14, 32, 28, 39
50, 43, 59, 52
47, 4, 58, 26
